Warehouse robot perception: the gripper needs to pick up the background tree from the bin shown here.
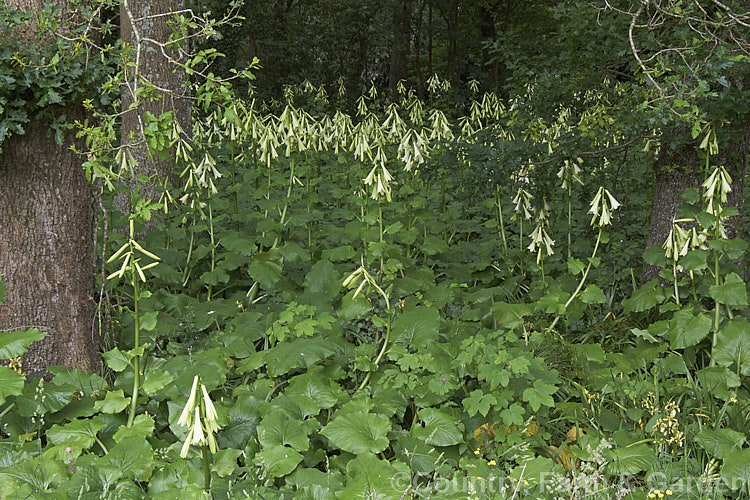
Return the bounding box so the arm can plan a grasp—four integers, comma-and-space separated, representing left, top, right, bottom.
0, 0, 100, 376
601, 0, 750, 280
116, 0, 192, 216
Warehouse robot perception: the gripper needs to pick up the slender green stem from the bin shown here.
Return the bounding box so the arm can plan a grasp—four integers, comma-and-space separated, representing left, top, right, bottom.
441, 173, 447, 242
95, 436, 109, 455
378, 203, 384, 279
495, 186, 508, 256
567, 185, 572, 260
672, 261, 680, 306
273, 157, 295, 249
357, 307, 392, 392
202, 445, 211, 491
231, 143, 238, 221
128, 266, 140, 428
307, 163, 312, 248
540, 257, 546, 286
711, 239, 721, 354
207, 200, 215, 301
199, 393, 212, 490
0, 403, 15, 420
182, 230, 195, 287
547, 228, 603, 333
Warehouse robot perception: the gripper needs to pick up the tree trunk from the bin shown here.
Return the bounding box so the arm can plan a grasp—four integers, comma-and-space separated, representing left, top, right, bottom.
0, 0, 98, 378
479, 1, 499, 89
117, 0, 191, 215
0, 107, 98, 377
389, 0, 412, 94
644, 127, 749, 282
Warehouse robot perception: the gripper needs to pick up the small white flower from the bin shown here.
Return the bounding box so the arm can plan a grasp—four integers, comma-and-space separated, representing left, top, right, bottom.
201, 384, 219, 425
191, 407, 205, 445
177, 376, 199, 427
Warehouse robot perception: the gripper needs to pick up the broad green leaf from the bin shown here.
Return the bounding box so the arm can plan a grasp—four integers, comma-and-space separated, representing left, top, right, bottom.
0, 366, 24, 405
113, 414, 154, 443
530, 286, 567, 314
47, 417, 105, 450
623, 280, 664, 313
710, 273, 747, 306
211, 448, 243, 477
606, 444, 656, 475
304, 259, 340, 299
720, 448, 750, 491
93, 389, 129, 413
102, 347, 133, 372
0, 280, 5, 304
200, 268, 230, 286
97, 436, 153, 484
392, 306, 440, 349
384, 221, 403, 234
492, 302, 532, 329
412, 408, 463, 446
321, 245, 355, 262
219, 231, 255, 255
567, 257, 586, 275
217, 397, 260, 450
394, 434, 443, 475
257, 414, 310, 451
48, 367, 107, 396
339, 453, 410, 500
713, 318, 750, 375
462, 390, 497, 417
679, 249, 708, 271
697, 366, 740, 400
15, 381, 75, 416
695, 428, 746, 459
139, 311, 159, 331
285, 367, 341, 410
321, 410, 390, 454
247, 249, 283, 287
339, 290, 372, 321
500, 403, 526, 427
580, 284, 606, 304
510, 456, 562, 485
668, 307, 712, 349
280, 241, 311, 263
708, 238, 749, 260
0, 328, 47, 359
523, 380, 558, 412
253, 445, 303, 478
250, 336, 340, 377
142, 368, 173, 394
288, 468, 344, 490
421, 237, 448, 255
0, 456, 61, 492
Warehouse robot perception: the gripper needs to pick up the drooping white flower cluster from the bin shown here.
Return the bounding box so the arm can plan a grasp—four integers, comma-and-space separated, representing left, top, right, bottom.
177, 375, 221, 458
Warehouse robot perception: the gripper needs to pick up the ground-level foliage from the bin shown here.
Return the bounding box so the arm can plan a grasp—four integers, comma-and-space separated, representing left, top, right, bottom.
1, 73, 749, 500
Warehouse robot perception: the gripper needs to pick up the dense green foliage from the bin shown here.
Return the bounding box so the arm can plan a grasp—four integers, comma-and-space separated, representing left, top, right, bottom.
0, 0, 749, 498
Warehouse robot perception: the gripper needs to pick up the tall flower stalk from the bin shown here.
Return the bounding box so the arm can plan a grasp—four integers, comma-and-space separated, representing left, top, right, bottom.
106, 219, 160, 427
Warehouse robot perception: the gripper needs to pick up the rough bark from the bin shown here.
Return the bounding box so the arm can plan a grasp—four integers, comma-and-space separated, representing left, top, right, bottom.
389, 0, 412, 94
0, 107, 98, 377
117, 0, 191, 214
0, 0, 98, 377
644, 127, 749, 282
